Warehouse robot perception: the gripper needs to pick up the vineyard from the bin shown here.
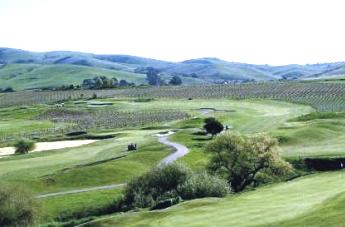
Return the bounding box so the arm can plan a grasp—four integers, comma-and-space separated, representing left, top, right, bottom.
2, 82, 345, 111
0, 108, 188, 145
37, 108, 189, 129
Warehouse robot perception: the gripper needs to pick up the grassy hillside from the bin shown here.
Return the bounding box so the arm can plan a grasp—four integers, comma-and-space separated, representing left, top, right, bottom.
86, 171, 345, 227
1, 48, 345, 89
0, 64, 146, 90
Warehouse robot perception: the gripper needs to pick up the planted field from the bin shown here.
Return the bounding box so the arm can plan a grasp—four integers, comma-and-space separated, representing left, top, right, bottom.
2, 82, 345, 112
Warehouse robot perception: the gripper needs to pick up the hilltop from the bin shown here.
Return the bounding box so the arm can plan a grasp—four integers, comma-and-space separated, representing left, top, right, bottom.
0, 47, 345, 90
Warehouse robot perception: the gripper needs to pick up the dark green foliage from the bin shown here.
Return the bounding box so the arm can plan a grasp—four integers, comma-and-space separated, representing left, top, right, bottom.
14, 139, 35, 154
203, 117, 224, 136
146, 67, 164, 86
121, 163, 190, 209
117, 163, 229, 211
150, 197, 182, 210
0, 87, 15, 93
134, 98, 154, 102
82, 76, 123, 89
169, 75, 182, 86
0, 185, 38, 227
178, 172, 229, 199
65, 131, 87, 137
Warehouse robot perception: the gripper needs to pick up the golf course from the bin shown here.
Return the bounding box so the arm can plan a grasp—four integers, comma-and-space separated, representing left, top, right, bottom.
1, 82, 345, 226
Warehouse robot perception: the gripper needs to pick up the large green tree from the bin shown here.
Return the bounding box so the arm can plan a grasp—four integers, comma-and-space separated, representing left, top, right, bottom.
206, 132, 291, 192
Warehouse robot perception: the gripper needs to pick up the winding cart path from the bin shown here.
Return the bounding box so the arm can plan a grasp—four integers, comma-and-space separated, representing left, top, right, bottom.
36, 132, 188, 198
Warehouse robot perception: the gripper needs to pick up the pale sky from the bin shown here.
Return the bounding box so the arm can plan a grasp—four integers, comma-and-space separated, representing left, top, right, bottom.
1, 0, 345, 65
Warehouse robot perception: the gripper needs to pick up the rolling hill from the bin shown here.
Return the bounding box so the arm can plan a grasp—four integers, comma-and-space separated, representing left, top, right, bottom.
0, 47, 345, 90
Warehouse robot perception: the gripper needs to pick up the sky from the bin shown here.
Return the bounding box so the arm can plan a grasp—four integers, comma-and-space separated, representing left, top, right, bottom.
0, 0, 345, 65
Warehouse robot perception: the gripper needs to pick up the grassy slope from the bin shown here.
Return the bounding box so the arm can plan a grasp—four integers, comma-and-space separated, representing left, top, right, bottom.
0, 64, 146, 90
0, 130, 172, 194
273, 113, 345, 158
39, 188, 123, 222
86, 171, 345, 227
268, 190, 345, 227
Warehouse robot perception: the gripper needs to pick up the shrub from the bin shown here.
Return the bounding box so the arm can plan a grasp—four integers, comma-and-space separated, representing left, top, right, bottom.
116, 163, 230, 212
14, 139, 35, 154
178, 172, 229, 199
169, 75, 182, 86
2, 87, 15, 93
150, 196, 182, 210
121, 163, 191, 209
203, 117, 224, 137
0, 185, 39, 226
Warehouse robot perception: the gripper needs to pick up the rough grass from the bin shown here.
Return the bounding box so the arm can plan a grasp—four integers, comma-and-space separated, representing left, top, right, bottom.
39, 188, 123, 222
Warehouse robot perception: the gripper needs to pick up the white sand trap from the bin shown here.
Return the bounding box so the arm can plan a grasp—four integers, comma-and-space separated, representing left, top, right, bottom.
0, 140, 97, 157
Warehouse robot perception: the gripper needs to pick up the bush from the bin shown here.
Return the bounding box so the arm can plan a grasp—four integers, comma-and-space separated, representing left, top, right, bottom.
178, 172, 229, 199
14, 139, 35, 154
150, 196, 182, 210
203, 117, 224, 137
0, 185, 39, 226
121, 163, 191, 209
116, 163, 230, 212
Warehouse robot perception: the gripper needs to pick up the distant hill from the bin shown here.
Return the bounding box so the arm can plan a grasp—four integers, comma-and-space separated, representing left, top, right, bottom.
0, 47, 344, 90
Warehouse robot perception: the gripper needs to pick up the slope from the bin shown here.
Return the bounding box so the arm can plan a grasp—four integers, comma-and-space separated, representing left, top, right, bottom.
86, 171, 345, 227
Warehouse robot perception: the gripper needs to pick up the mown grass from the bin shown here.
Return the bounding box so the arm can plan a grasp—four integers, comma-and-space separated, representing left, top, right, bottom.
0, 130, 172, 194
267, 191, 345, 227
39, 188, 123, 223
85, 171, 345, 227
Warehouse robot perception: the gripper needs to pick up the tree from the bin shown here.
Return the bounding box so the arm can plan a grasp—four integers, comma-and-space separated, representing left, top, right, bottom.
95, 77, 104, 89
203, 117, 224, 137
206, 132, 292, 192
14, 139, 35, 154
2, 87, 15, 93
169, 75, 182, 86
0, 185, 39, 226
119, 79, 129, 86
146, 67, 163, 86
112, 77, 119, 87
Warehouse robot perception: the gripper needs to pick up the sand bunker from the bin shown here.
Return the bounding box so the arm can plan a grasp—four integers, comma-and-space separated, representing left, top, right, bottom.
0, 140, 97, 157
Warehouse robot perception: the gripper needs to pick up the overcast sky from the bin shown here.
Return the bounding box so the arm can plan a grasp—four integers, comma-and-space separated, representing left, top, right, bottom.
1, 0, 345, 65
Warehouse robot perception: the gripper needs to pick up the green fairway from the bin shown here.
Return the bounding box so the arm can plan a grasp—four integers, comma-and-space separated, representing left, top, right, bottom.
86, 171, 345, 227
0, 130, 172, 194
269, 190, 345, 227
